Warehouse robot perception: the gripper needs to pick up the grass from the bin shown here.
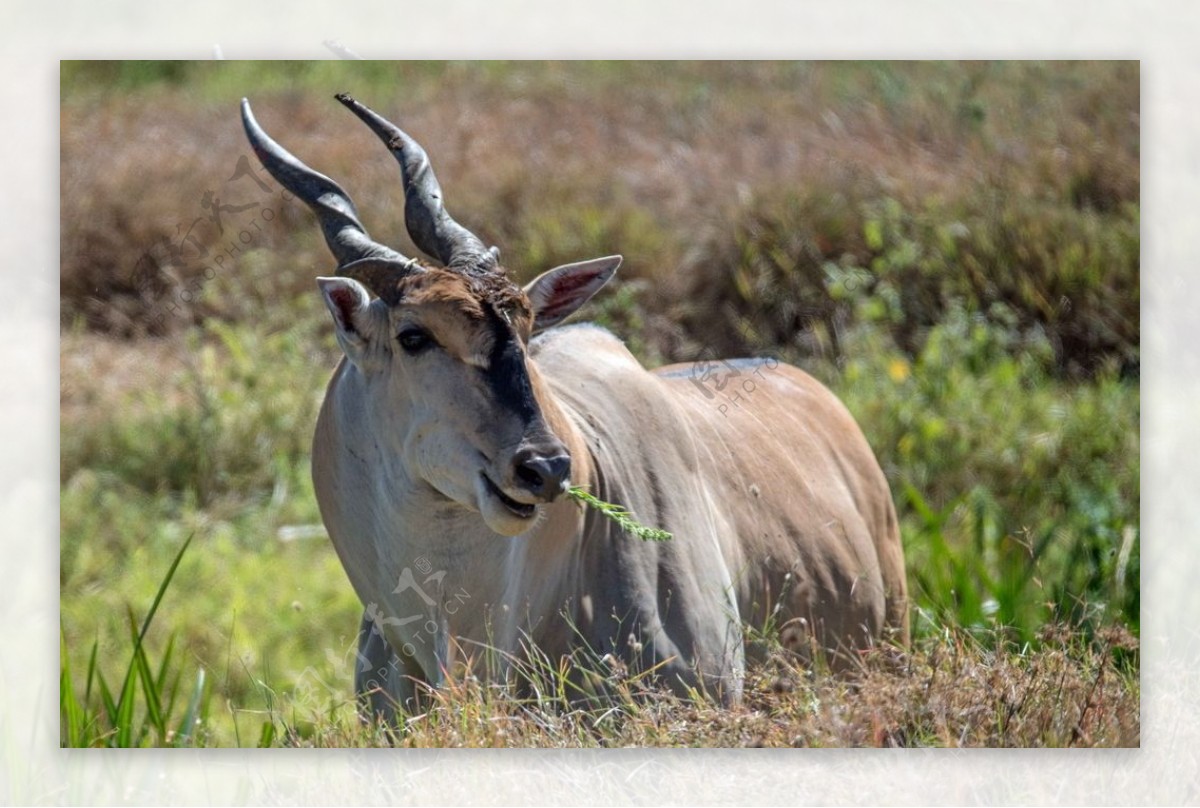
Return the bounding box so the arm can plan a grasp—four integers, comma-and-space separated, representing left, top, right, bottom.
60, 533, 209, 747
61, 531, 1138, 747
830, 308, 1139, 643
566, 487, 674, 542
60, 60, 1139, 747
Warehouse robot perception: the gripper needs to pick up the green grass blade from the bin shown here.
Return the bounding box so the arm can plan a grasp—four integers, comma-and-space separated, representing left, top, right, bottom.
174, 668, 206, 747
155, 631, 176, 693
110, 532, 195, 747
126, 606, 166, 744
567, 486, 672, 542
84, 634, 100, 708
113, 655, 137, 747
157, 632, 186, 734
60, 629, 85, 747
162, 663, 186, 737
131, 532, 196, 665
257, 720, 276, 748
96, 666, 118, 735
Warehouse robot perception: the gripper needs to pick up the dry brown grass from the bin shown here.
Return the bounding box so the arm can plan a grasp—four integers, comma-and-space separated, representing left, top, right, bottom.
275, 625, 1138, 748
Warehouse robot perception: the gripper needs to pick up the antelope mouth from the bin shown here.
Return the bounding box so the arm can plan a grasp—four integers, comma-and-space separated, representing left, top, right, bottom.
481, 473, 536, 520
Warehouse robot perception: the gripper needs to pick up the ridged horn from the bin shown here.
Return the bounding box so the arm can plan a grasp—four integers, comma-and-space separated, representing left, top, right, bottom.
240, 98, 420, 297
335, 93, 498, 275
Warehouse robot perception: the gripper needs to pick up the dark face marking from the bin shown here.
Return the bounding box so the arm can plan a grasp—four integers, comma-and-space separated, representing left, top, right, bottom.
480, 304, 541, 427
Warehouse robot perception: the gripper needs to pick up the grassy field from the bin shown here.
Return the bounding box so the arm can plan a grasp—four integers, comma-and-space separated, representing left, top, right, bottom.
59, 61, 1139, 747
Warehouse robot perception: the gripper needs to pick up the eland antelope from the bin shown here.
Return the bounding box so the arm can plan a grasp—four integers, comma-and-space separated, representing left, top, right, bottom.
242, 93, 908, 721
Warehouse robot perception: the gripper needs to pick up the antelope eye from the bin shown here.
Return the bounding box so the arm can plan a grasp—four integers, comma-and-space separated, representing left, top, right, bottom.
397, 328, 434, 354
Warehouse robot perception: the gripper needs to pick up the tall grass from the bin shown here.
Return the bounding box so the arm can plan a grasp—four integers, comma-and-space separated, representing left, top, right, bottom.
60, 534, 211, 747
61, 539, 1138, 747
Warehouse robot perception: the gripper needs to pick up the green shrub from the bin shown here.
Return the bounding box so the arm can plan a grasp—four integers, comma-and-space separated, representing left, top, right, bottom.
679, 188, 1138, 378
823, 311, 1138, 643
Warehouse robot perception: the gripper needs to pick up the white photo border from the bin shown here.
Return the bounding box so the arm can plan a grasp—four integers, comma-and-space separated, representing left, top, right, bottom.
9, 1, 1192, 803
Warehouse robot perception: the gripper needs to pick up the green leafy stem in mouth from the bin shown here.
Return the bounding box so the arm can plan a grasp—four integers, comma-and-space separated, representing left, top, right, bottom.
566, 486, 673, 542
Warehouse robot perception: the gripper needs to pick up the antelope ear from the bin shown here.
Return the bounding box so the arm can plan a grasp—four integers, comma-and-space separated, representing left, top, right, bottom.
318, 276, 373, 359
524, 255, 622, 333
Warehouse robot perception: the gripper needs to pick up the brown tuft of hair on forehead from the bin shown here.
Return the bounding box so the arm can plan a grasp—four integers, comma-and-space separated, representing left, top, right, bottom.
391, 267, 533, 336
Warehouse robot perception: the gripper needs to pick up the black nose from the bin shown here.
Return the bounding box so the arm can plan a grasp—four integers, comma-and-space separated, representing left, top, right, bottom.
512, 449, 571, 501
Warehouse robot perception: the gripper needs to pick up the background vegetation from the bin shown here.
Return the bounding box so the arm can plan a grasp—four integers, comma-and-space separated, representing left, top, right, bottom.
60, 61, 1139, 747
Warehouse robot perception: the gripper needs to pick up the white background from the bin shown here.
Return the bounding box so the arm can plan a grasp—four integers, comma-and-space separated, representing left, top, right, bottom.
4, 1, 1194, 803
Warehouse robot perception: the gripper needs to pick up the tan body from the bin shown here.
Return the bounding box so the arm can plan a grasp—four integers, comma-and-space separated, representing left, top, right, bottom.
315, 324, 908, 713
